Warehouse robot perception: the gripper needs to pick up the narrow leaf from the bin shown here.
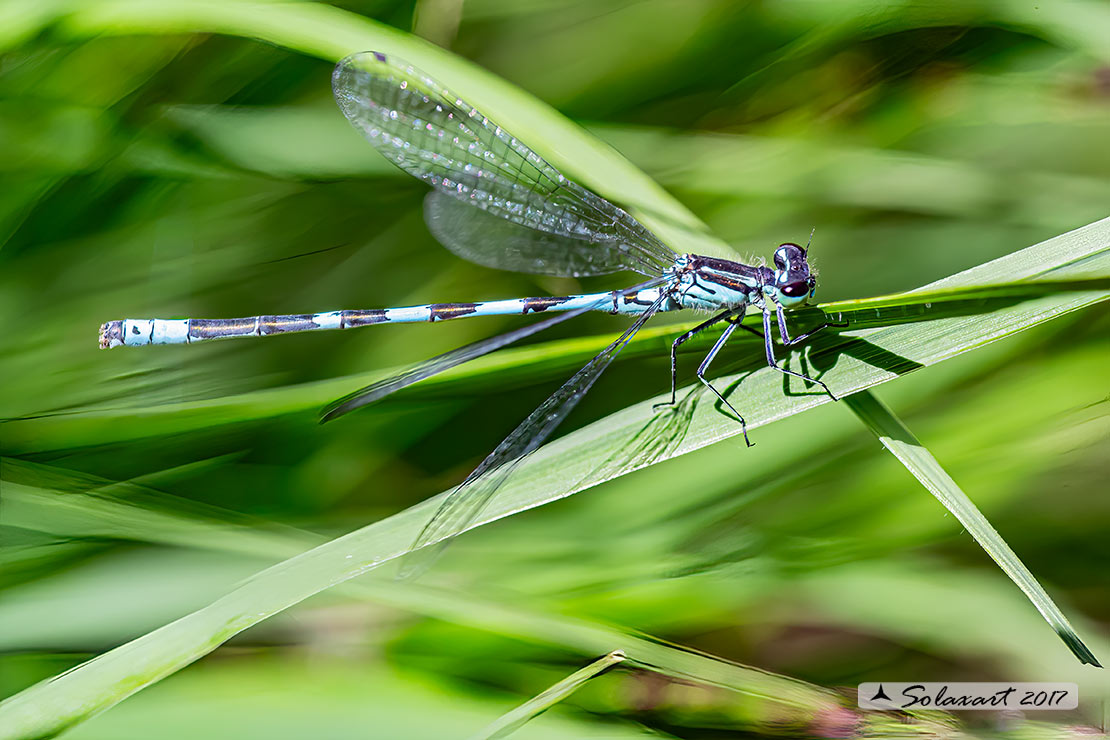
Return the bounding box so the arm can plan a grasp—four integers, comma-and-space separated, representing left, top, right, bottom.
469, 651, 627, 740
843, 390, 1101, 667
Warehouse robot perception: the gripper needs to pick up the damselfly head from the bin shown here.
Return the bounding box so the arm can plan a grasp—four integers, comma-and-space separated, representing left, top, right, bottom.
772, 242, 816, 307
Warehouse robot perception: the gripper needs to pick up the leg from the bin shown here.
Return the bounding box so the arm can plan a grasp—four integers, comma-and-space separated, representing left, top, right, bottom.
775, 303, 849, 347
654, 310, 734, 410
763, 306, 838, 400
694, 322, 753, 446
730, 314, 764, 340
721, 308, 838, 350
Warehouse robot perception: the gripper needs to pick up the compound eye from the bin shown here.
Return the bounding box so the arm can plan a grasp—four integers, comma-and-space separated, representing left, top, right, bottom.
780, 281, 809, 298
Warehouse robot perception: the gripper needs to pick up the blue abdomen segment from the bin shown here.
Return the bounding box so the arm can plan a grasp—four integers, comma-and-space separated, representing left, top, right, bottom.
99, 288, 669, 348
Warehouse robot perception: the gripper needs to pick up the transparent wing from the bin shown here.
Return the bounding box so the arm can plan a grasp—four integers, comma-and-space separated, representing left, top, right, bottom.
319, 296, 611, 422
424, 192, 630, 277
398, 290, 668, 579
332, 51, 676, 277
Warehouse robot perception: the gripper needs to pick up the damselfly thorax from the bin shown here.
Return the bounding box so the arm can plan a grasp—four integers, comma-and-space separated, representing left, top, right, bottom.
668, 254, 763, 312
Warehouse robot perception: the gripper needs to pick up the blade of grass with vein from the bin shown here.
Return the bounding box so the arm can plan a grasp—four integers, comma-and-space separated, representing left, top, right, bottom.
844, 390, 1100, 667
469, 652, 627, 740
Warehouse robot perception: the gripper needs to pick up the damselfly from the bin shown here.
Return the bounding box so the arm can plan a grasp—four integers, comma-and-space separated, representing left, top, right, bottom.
100, 51, 841, 574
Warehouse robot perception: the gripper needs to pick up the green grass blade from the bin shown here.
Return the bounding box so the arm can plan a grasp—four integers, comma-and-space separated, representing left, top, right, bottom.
843, 390, 1101, 667
468, 652, 627, 740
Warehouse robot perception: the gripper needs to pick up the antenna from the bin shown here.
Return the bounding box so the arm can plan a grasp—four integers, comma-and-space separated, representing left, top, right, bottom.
804, 227, 816, 256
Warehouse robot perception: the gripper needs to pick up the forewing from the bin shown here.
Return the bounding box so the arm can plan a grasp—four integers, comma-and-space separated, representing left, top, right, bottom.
398, 291, 668, 579
332, 51, 675, 277
424, 192, 630, 277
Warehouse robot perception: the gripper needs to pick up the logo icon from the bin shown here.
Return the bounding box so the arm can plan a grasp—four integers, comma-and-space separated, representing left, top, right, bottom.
869, 684, 891, 703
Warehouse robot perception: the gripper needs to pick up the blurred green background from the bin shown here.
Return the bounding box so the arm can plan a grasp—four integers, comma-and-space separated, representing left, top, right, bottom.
1, 0, 1108, 737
